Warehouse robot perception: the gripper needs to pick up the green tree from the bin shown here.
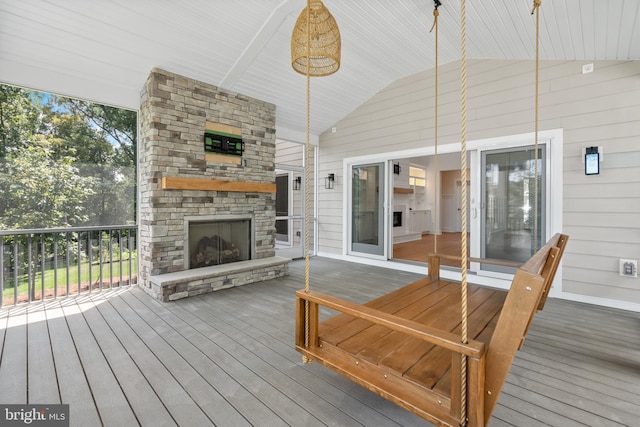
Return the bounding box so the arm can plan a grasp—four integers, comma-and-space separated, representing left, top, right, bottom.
0, 85, 42, 157
56, 97, 136, 167
0, 84, 137, 228
0, 135, 94, 230
53, 97, 137, 224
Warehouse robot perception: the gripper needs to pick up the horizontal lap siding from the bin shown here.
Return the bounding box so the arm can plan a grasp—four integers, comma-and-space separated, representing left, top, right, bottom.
318, 59, 640, 306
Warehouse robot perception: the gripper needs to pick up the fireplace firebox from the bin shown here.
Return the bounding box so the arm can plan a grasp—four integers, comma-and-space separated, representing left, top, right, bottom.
186, 215, 254, 270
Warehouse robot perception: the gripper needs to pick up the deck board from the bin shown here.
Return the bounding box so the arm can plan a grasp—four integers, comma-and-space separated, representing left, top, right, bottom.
26, 305, 60, 403
174, 296, 364, 427
78, 295, 176, 426
0, 257, 637, 426
94, 296, 214, 426
44, 303, 102, 426
117, 290, 255, 427
60, 299, 140, 426
128, 291, 291, 427
0, 307, 27, 404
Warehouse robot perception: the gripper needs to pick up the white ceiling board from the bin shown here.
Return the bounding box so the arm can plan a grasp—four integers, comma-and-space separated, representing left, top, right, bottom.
0, 0, 638, 135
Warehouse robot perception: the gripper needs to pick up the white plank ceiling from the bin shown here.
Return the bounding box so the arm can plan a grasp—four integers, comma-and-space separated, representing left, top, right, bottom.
0, 0, 638, 135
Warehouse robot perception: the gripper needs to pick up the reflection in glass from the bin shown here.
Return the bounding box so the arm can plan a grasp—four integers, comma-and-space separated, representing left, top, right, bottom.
483, 146, 545, 264
351, 164, 384, 255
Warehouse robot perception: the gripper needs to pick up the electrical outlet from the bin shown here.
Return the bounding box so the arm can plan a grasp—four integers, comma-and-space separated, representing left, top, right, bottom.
619, 259, 638, 278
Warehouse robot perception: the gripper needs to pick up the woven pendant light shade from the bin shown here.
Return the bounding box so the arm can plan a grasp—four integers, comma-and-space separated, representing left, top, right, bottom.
291, 0, 341, 77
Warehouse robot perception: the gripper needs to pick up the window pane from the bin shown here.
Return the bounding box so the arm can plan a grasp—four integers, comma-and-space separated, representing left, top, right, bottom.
409, 166, 426, 178
482, 145, 545, 267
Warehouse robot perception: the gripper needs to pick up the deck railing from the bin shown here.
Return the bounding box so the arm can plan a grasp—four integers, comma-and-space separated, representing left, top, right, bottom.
0, 225, 137, 307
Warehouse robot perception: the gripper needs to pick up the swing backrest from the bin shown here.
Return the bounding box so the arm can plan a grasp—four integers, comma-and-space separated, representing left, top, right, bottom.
483, 233, 568, 424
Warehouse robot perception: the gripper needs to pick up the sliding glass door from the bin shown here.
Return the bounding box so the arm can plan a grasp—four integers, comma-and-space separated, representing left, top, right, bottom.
481, 145, 545, 271
350, 162, 385, 256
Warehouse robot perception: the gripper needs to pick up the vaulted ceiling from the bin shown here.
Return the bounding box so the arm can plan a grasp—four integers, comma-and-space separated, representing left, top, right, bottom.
1, 0, 638, 136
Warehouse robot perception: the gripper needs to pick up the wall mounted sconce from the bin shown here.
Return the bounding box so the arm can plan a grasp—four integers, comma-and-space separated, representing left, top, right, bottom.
293, 176, 302, 190
325, 173, 335, 189
393, 163, 401, 175
584, 146, 600, 175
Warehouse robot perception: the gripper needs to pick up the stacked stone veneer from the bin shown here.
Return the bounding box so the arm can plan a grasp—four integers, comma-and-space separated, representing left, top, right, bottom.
138, 68, 288, 301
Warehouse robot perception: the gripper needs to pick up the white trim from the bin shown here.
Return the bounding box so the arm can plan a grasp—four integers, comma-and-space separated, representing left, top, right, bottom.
472, 129, 563, 281
344, 161, 389, 259
552, 291, 640, 313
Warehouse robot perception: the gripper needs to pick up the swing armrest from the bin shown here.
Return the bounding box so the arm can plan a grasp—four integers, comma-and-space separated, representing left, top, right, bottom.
296, 289, 485, 359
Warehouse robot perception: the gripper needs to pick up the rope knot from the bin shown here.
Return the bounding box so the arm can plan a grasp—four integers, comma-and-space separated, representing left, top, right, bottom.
531, 0, 541, 15
429, 0, 441, 33
429, 11, 439, 33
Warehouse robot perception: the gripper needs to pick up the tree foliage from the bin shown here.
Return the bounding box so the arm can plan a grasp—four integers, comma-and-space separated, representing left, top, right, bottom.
0, 136, 94, 229
0, 85, 42, 156
0, 84, 137, 229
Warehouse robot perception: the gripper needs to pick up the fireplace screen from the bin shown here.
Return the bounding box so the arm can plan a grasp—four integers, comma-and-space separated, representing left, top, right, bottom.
188, 219, 251, 269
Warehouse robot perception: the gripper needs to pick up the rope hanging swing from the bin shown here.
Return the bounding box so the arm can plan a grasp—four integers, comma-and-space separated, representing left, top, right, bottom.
292, 1, 551, 424
430, 0, 542, 423
291, 0, 341, 363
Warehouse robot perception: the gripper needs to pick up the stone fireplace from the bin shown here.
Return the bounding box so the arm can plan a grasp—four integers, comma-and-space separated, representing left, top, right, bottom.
138, 68, 289, 302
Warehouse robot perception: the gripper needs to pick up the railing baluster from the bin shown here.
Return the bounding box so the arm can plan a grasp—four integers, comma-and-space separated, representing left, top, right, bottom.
14, 235, 18, 305
88, 230, 92, 294
109, 230, 113, 289
119, 229, 123, 288
99, 231, 103, 292
28, 234, 33, 303
77, 233, 82, 295
129, 231, 134, 286
66, 232, 70, 297
54, 233, 58, 299
41, 233, 45, 301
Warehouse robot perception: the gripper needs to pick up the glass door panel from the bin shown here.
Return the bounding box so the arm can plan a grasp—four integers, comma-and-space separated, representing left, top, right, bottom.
275, 169, 304, 259
481, 145, 545, 271
351, 163, 385, 256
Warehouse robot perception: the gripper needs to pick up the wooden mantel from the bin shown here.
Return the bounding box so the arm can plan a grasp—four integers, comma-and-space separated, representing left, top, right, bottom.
161, 176, 276, 193
393, 187, 414, 194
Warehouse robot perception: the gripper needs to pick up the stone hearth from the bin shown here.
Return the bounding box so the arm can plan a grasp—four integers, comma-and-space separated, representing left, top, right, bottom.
138, 68, 289, 302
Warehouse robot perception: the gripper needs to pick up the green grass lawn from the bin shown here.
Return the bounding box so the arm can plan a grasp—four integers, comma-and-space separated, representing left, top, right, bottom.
2, 257, 138, 299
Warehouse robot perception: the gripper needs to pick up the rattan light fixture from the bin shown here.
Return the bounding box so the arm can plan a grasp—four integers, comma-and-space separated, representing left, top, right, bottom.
291, 0, 341, 76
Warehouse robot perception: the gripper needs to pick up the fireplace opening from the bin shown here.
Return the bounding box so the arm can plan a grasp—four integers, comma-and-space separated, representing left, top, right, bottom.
393, 211, 403, 227
187, 216, 253, 269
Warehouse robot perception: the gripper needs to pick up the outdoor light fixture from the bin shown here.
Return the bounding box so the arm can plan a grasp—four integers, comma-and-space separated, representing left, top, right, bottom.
585, 146, 600, 175
291, 0, 341, 77
294, 176, 302, 190
325, 173, 335, 189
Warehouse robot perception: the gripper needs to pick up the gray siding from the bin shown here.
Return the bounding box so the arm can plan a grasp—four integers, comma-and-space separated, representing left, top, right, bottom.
318, 59, 640, 307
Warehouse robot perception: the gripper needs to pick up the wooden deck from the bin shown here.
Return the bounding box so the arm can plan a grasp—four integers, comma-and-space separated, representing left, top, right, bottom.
394, 232, 467, 266
0, 257, 638, 426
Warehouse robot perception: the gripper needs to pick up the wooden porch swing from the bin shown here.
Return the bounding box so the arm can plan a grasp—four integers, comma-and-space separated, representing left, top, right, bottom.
292, 1, 568, 425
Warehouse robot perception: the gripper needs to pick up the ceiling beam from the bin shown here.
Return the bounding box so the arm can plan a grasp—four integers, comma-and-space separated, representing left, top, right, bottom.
219, 0, 304, 91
